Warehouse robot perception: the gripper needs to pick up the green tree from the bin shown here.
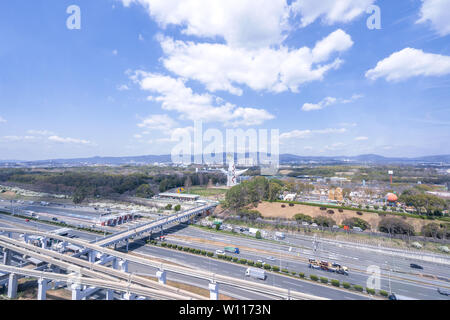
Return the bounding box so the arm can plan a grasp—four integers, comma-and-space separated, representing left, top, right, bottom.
255, 230, 262, 239
135, 184, 154, 198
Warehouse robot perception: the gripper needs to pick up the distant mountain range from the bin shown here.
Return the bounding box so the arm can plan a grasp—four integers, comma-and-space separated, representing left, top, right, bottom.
1, 153, 450, 167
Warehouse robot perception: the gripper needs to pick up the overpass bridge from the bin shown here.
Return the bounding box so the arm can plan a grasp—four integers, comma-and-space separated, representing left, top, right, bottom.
94, 202, 218, 248
0, 227, 328, 300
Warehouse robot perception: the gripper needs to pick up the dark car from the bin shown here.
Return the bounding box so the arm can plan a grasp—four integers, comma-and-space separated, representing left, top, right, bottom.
410, 263, 423, 269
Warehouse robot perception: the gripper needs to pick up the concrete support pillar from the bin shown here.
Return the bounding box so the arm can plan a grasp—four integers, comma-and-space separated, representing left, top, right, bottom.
209, 282, 219, 300
106, 289, 114, 300
88, 250, 96, 263
156, 270, 166, 285
38, 278, 50, 300
71, 283, 83, 300
7, 273, 18, 299
125, 239, 129, 253
123, 292, 136, 300
118, 260, 128, 273
41, 238, 48, 249
2, 248, 11, 265
23, 234, 29, 244
112, 258, 118, 270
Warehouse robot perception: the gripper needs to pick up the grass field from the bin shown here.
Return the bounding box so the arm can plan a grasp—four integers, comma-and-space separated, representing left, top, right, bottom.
183, 186, 228, 197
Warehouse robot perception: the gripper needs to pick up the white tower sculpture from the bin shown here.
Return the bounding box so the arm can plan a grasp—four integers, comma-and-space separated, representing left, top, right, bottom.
220, 155, 248, 187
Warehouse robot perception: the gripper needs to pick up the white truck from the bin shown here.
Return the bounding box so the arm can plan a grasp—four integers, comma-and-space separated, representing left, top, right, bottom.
245, 267, 266, 280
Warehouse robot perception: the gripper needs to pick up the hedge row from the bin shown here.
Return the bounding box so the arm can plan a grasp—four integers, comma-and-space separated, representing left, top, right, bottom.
146, 239, 391, 298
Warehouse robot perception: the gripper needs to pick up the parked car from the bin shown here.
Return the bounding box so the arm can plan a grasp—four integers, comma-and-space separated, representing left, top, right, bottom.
332, 225, 340, 229
410, 263, 423, 270
266, 256, 276, 261
301, 222, 309, 226
310, 223, 318, 228
215, 249, 224, 255
353, 227, 363, 232
256, 259, 266, 265
25, 219, 30, 222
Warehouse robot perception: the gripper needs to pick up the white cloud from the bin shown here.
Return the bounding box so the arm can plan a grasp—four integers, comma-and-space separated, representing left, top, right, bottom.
27, 130, 54, 136
112, 49, 118, 56
280, 127, 347, 140
117, 84, 129, 91
302, 94, 362, 111
366, 48, 450, 81
355, 136, 369, 141
130, 71, 274, 126
1, 136, 36, 142
159, 29, 353, 95
120, 0, 290, 49
417, 0, 450, 37
291, 0, 376, 27
48, 136, 92, 145
0, 116, 6, 123
137, 114, 177, 130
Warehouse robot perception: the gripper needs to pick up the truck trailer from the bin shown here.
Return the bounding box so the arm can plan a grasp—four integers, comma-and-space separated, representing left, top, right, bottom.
224, 246, 240, 254
245, 267, 266, 280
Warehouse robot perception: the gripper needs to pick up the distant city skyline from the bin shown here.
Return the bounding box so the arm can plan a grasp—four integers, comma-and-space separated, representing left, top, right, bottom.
1, 0, 450, 160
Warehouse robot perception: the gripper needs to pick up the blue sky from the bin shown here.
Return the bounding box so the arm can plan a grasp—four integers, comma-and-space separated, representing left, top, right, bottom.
1, 0, 450, 160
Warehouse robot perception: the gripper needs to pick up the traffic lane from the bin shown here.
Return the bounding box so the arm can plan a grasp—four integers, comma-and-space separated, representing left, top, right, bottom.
176, 226, 450, 284
130, 244, 370, 300
162, 236, 444, 300
128, 262, 271, 300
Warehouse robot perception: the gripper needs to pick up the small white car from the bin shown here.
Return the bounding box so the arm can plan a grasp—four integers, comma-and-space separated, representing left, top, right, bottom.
215, 250, 225, 255
302, 222, 309, 226
311, 223, 318, 228
332, 225, 340, 229
257, 259, 266, 265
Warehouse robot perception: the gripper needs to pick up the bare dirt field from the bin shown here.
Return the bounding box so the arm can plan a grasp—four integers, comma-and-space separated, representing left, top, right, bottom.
254, 201, 431, 232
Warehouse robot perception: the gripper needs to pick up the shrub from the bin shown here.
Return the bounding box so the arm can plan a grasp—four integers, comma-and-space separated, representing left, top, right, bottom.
272, 266, 280, 272
247, 260, 255, 266
299, 273, 305, 278
310, 275, 319, 281
161, 242, 167, 247
342, 217, 371, 231
291, 271, 297, 276
239, 259, 247, 264
255, 231, 262, 239
233, 257, 239, 262
294, 214, 313, 223
314, 216, 336, 227
320, 277, 328, 284
256, 262, 263, 268
366, 288, 376, 295
379, 217, 415, 235
282, 269, 289, 274
172, 244, 178, 249
343, 282, 351, 289
353, 285, 363, 292
331, 280, 340, 287
379, 290, 389, 297
183, 247, 189, 252
201, 250, 207, 256
177, 246, 183, 250
167, 243, 173, 248
263, 264, 271, 270
207, 252, 214, 257
195, 249, 201, 254
189, 248, 196, 253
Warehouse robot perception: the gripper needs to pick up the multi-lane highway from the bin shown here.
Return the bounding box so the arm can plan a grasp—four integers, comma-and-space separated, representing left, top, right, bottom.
1, 203, 449, 300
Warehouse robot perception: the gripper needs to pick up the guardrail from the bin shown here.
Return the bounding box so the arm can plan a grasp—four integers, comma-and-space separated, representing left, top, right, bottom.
0, 235, 204, 300
0, 227, 326, 300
